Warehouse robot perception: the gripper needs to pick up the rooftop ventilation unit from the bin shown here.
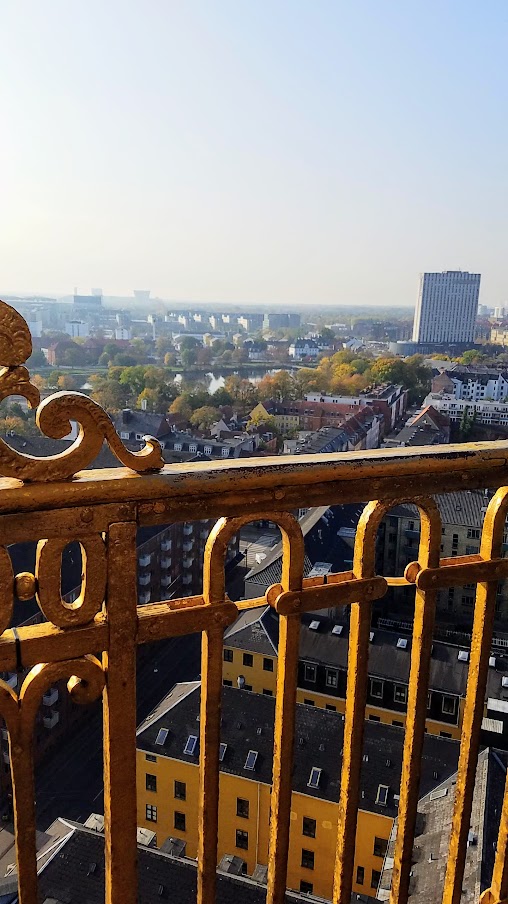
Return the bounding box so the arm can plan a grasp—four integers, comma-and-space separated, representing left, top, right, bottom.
458, 650, 469, 662
397, 638, 408, 650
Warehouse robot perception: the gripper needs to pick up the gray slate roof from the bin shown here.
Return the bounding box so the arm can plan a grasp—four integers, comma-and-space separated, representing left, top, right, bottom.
137, 684, 459, 818
36, 822, 312, 904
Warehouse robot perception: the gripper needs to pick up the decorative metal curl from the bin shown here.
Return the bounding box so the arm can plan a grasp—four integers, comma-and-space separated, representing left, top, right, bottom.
0, 299, 164, 481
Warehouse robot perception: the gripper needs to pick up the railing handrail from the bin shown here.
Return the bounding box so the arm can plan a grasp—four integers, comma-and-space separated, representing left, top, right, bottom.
0, 439, 505, 520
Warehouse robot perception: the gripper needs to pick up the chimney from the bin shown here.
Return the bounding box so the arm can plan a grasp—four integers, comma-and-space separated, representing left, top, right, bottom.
122, 408, 132, 424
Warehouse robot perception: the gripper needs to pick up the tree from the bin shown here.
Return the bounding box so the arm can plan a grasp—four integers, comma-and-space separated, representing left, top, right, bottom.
164, 352, 177, 367
169, 396, 192, 421
181, 348, 197, 367
247, 410, 278, 431
190, 406, 221, 431
196, 347, 213, 366
57, 374, 77, 391
224, 376, 258, 406
91, 379, 130, 412
179, 336, 201, 351
212, 387, 234, 407
32, 374, 48, 392
27, 350, 47, 367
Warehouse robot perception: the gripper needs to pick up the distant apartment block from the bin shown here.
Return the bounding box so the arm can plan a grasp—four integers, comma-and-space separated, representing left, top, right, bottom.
432, 366, 508, 402
412, 271, 481, 344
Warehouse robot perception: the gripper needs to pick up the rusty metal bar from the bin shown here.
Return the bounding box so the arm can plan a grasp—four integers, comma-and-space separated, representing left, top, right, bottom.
484, 762, 508, 904
389, 500, 441, 904
103, 522, 138, 904
0, 440, 505, 520
443, 487, 508, 904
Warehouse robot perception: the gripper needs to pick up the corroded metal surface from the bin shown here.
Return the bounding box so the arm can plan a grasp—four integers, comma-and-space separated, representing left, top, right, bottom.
0, 302, 505, 902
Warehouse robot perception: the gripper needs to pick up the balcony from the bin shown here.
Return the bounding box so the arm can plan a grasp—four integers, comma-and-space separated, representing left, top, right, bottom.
161, 539, 172, 552
182, 575, 192, 586
183, 524, 193, 536
139, 590, 151, 604
138, 553, 152, 568
161, 556, 172, 569
161, 574, 173, 587
42, 688, 59, 707
138, 573, 151, 586
183, 558, 194, 569
0, 303, 507, 904
183, 541, 194, 553
43, 711, 60, 730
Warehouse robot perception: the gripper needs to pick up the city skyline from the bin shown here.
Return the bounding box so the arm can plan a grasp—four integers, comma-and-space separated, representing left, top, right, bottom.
2, 2, 508, 306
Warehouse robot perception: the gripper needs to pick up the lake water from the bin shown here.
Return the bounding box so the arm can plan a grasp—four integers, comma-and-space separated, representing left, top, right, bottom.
173, 368, 290, 394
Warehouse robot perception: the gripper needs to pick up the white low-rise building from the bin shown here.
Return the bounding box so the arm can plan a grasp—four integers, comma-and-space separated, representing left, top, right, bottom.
424, 391, 508, 426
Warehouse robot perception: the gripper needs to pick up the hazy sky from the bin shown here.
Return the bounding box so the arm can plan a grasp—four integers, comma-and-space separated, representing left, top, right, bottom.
2, 2, 507, 306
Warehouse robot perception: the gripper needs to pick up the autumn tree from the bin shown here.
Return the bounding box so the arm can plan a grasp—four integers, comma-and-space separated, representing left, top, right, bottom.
169, 396, 193, 421
57, 374, 77, 391
190, 406, 221, 431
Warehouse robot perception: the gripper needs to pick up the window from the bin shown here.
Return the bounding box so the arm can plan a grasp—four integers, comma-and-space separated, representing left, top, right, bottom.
223, 679, 232, 687
300, 881, 313, 894
392, 720, 403, 727
369, 714, 380, 722
325, 704, 337, 711
356, 866, 364, 885
146, 773, 157, 792
262, 689, 273, 696
394, 684, 407, 704
183, 735, 198, 756
301, 849, 315, 870
304, 663, 316, 682
174, 780, 186, 800
204, 445, 212, 455
308, 767, 321, 789
467, 528, 480, 539
174, 443, 182, 452
155, 728, 169, 746
219, 743, 227, 762
237, 798, 249, 818
465, 545, 479, 556
146, 753, 156, 763
461, 595, 474, 607
373, 837, 388, 858
442, 695, 456, 715
146, 805, 157, 822
236, 829, 248, 850
302, 817, 316, 838
174, 811, 186, 831
263, 658, 274, 671
371, 869, 381, 890
325, 668, 338, 688
189, 443, 197, 453
244, 750, 258, 770
223, 649, 233, 662
244, 684, 252, 691
376, 785, 389, 806
370, 678, 383, 699
304, 699, 315, 706
221, 447, 229, 457
243, 653, 253, 667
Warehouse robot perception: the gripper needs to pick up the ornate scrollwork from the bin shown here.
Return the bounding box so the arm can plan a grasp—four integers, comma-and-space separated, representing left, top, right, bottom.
0, 299, 164, 480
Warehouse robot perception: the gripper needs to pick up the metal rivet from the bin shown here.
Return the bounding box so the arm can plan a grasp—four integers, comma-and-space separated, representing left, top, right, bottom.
15, 572, 37, 601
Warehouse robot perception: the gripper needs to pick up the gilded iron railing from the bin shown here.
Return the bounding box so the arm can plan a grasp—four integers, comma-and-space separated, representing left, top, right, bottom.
0, 300, 506, 903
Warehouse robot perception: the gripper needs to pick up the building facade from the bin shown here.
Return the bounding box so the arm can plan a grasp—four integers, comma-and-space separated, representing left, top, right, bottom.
136, 683, 458, 900
412, 271, 481, 345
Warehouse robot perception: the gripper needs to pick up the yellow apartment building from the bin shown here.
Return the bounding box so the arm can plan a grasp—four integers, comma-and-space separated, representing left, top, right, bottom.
136, 682, 459, 899
221, 607, 504, 741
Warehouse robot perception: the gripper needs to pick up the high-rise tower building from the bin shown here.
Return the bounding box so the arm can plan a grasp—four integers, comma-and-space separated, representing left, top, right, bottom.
412, 271, 481, 344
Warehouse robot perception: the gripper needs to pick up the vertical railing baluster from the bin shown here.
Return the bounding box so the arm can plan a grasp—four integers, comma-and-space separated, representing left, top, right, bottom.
333, 500, 379, 904
103, 521, 138, 904
443, 488, 508, 904
7, 696, 37, 904
197, 623, 224, 904
267, 611, 300, 904
389, 500, 441, 904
